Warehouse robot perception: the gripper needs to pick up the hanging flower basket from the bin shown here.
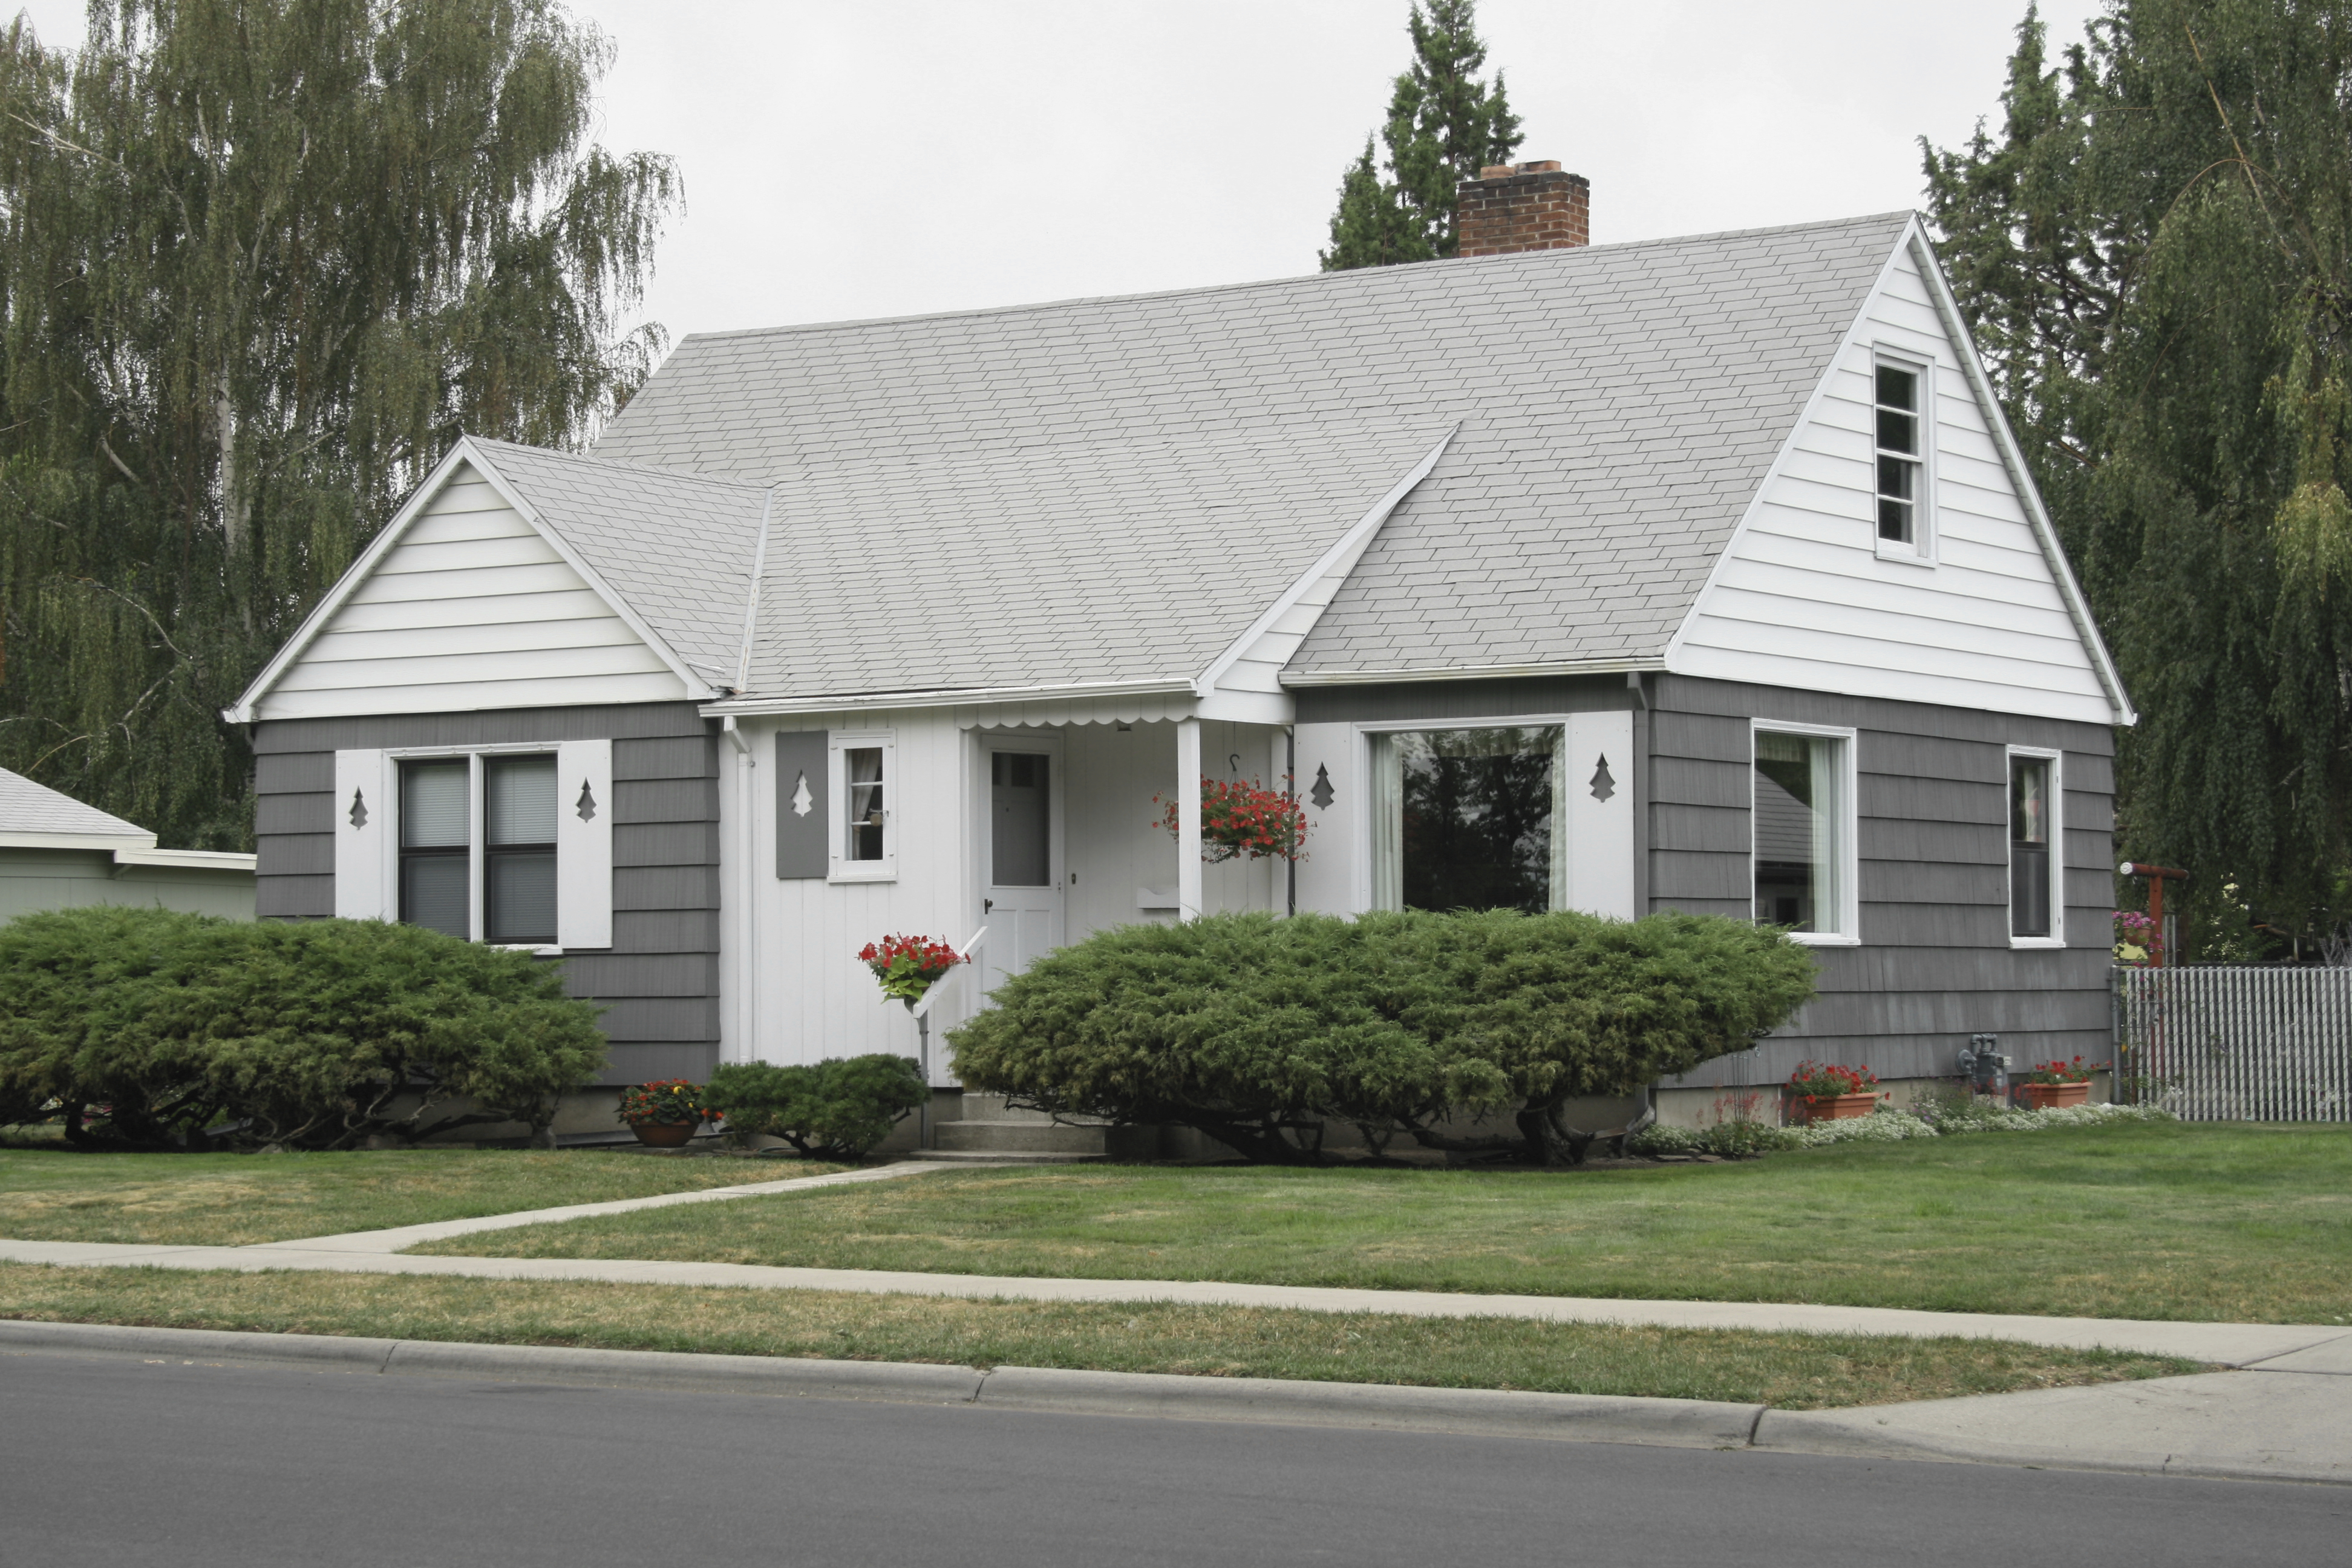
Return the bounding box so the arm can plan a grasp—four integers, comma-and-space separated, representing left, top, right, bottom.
1154, 776, 1309, 863
859, 933, 968, 1008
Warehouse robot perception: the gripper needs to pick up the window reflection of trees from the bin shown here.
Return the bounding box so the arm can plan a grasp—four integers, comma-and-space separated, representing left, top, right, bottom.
1399, 728, 1557, 913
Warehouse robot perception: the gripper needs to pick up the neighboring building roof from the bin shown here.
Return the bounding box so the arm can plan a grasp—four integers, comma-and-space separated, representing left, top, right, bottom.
595, 212, 1912, 693
0, 766, 152, 846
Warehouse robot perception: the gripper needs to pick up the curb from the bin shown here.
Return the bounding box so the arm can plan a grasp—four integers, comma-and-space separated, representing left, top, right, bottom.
5, 1319, 2344, 1483
1753, 1408, 2352, 1488
0, 1318, 1750, 1449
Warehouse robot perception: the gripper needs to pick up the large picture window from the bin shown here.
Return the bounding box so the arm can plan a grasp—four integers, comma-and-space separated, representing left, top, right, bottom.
396, 753, 558, 944
1371, 727, 1564, 913
1753, 727, 1853, 939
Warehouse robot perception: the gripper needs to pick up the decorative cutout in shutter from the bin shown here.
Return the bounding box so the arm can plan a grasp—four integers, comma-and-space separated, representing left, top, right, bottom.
333, 750, 392, 920
555, 738, 613, 949
774, 730, 828, 878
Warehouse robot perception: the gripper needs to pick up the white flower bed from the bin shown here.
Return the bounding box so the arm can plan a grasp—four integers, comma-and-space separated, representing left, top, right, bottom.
1798, 1100, 2173, 1146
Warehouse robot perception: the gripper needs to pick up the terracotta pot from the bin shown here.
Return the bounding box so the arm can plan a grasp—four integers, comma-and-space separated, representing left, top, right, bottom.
2019, 1082, 2091, 1109
1797, 1092, 1881, 1123
630, 1120, 698, 1148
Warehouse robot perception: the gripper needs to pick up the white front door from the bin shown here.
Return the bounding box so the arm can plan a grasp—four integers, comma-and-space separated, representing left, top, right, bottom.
975, 732, 1065, 1006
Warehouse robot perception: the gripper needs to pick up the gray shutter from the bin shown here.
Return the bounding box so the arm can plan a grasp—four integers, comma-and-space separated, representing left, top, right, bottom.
774, 730, 828, 879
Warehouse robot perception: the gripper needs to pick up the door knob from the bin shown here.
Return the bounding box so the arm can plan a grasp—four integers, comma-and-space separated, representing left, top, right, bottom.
984, 898, 994, 912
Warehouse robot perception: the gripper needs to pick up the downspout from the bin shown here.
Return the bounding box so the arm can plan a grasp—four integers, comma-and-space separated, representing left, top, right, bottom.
1285, 725, 1296, 918
724, 715, 756, 1065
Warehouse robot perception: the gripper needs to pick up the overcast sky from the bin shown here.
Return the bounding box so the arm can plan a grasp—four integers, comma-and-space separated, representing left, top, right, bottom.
15, 0, 2106, 345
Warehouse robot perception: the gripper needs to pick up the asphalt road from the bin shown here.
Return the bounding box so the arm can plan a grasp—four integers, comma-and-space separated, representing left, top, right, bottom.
4, 1351, 2345, 1567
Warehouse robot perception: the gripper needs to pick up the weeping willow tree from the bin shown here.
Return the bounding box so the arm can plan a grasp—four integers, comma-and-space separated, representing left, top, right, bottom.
1927, 1, 2352, 955
0, 0, 678, 848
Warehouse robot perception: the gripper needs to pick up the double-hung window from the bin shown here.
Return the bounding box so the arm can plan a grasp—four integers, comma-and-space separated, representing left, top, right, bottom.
828, 731, 898, 881
1873, 356, 1930, 556
397, 754, 560, 944
2008, 749, 2062, 944
1753, 724, 1857, 942
337, 739, 611, 947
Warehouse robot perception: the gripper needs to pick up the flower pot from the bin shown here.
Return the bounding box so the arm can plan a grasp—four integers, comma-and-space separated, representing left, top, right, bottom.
2019, 1082, 2091, 1109
1797, 1093, 1881, 1123
630, 1120, 698, 1148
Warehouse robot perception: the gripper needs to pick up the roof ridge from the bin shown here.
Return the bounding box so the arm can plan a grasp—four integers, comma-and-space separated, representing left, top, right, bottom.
464, 434, 772, 493
667, 210, 1917, 347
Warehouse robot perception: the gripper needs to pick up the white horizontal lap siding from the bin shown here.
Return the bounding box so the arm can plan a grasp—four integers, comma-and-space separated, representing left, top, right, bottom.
1670, 246, 2112, 725
252, 463, 690, 720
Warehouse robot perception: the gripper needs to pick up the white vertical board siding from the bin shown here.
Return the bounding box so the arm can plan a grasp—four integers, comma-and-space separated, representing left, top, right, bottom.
1668, 248, 2113, 725
331, 749, 392, 919
255, 465, 690, 720
727, 710, 1282, 1071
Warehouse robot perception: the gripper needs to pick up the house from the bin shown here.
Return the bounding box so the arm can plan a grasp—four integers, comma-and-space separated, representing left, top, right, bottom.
0, 766, 256, 924
227, 163, 2130, 1131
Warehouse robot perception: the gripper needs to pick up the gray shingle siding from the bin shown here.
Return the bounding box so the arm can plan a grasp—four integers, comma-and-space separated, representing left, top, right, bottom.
250, 701, 720, 1085
1646, 674, 2113, 1088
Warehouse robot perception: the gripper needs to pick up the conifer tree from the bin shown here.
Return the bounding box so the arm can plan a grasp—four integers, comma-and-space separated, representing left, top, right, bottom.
0, 1, 678, 848
1322, 0, 1521, 270
1925, 2, 2352, 952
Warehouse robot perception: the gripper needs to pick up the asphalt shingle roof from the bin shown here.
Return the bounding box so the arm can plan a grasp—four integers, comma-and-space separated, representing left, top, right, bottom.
0, 766, 150, 840
554, 212, 1908, 698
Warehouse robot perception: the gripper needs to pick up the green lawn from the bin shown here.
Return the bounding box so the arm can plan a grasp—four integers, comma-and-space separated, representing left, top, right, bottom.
0, 1263, 2200, 1410
0, 1147, 846, 1246
416, 1122, 2352, 1324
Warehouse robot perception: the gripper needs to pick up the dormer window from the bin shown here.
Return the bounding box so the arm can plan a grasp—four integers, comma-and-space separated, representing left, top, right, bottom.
1874, 359, 1922, 547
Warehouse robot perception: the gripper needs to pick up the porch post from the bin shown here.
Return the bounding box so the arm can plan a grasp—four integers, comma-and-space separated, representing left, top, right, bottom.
1177, 716, 1203, 921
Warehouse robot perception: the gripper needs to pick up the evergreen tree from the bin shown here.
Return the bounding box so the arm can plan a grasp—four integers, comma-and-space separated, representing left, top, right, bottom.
1322, 0, 1521, 270
0, 1, 679, 848
1925, 1, 2352, 950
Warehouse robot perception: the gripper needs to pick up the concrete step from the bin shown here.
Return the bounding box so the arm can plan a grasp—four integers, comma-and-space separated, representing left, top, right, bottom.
940, 1093, 1086, 1127
932, 1118, 1109, 1155
903, 1149, 1106, 1164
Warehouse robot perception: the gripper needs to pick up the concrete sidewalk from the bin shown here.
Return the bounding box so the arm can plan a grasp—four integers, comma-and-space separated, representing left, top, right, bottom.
2, 1230, 2345, 1368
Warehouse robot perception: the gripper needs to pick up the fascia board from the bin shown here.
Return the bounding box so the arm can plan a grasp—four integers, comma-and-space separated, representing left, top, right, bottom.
113, 846, 256, 871
1282, 656, 1666, 688
1660, 233, 1912, 684
222, 439, 485, 723
455, 450, 722, 704
703, 677, 1198, 719
0, 831, 157, 851
1197, 425, 1459, 699
1904, 222, 2137, 727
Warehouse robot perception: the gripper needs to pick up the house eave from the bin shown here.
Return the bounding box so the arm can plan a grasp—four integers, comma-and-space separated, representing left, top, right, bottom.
702, 677, 1200, 718
1281, 657, 1668, 688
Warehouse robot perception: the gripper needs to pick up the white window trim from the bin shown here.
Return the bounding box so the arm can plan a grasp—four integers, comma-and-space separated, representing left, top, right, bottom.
382, 743, 566, 952
828, 729, 898, 884
1870, 345, 1937, 566
1348, 713, 1585, 916
1750, 719, 1861, 946
2006, 745, 2066, 949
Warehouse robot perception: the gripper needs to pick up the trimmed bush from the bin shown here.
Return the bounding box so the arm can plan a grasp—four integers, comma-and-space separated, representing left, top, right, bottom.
704, 1054, 928, 1159
947, 909, 1815, 1164
0, 907, 608, 1149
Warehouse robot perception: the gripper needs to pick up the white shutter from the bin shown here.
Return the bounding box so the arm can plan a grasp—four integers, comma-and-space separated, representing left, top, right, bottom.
555, 738, 613, 949
1563, 710, 1638, 920
333, 749, 393, 920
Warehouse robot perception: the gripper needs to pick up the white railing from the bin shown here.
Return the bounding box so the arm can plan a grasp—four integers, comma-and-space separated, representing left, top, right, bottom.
2114, 965, 2352, 1122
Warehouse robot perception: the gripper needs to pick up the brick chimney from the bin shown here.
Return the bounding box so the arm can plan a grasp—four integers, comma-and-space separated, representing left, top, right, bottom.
1456, 161, 1590, 257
